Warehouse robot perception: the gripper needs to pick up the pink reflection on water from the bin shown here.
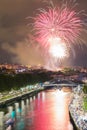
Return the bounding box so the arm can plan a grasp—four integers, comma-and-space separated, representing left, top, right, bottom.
26, 90, 73, 130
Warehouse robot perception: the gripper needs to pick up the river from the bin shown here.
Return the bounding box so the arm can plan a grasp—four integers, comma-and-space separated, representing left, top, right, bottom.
12, 89, 73, 130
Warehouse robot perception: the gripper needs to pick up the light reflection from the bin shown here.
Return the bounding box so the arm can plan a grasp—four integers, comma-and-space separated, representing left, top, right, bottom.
15, 90, 73, 130
37, 93, 40, 100
41, 92, 45, 102
8, 106, 13, 114
26, 99, 29, 107
21, 100, 25, 116
33, 96, 36, 100
30, 97, 33, 102
52, 90, 73, 130
0, 112, 4, 128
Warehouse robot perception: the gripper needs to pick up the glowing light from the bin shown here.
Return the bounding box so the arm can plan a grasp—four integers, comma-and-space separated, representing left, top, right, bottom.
28, 0, 87, 70
32, 0, 87, 47
48, 37, 68, 58
53, 90, 68, 98
49, 43, 66, 58
52, 90, 73, 130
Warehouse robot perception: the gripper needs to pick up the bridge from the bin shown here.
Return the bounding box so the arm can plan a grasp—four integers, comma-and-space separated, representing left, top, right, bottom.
42, 79, 78, 89
43, 83, 77, 87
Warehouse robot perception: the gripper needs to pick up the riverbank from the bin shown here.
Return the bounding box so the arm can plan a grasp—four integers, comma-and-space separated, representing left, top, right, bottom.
0, 87, 44, 107
0, 85, 87, 130
69, 87, 87, 130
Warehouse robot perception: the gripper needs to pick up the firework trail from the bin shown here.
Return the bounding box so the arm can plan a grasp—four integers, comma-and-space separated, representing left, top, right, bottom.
33, 0, 86, 46
29, 0, 87, 70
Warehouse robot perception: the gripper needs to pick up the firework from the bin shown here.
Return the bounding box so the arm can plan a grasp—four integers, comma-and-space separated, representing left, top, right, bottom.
33, 0, 86, 46
29, 0, 87, 69
48, 37, 68, 58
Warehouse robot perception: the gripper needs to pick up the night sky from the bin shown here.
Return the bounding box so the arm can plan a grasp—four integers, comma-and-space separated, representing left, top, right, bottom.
0, 0, 87, 67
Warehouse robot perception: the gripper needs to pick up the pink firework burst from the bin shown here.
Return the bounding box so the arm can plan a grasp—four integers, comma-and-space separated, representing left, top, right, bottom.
32, 0, 86, 48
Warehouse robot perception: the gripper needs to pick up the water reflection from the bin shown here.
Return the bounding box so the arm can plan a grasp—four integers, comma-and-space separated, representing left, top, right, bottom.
4, 90, 73, 130
0, 111, 4, 130
21, 90, 73, 130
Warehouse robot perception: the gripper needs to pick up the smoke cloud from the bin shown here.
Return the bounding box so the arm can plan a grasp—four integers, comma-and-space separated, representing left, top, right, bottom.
1, 39, 44, 66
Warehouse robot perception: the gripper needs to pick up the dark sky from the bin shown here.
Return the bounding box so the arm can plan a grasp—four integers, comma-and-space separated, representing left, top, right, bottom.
0, 0, 87, 67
